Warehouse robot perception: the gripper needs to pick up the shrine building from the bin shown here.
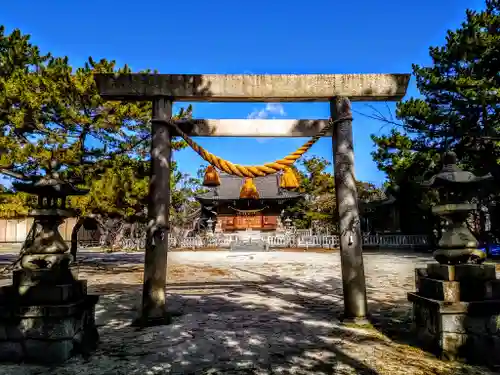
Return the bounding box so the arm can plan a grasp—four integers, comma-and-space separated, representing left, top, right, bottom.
195, 173, 303, 232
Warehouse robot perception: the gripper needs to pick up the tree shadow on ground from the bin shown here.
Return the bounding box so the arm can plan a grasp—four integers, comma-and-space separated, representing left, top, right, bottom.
0, 252, 494, 374
88, 280, 489, 374
32, 263, 493, 374
92, 284, 379, 374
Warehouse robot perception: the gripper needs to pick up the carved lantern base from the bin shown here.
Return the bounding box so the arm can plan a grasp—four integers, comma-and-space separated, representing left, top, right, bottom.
409, 263, 500, 366
0, 268, 99, 364
0, 209, 99, 364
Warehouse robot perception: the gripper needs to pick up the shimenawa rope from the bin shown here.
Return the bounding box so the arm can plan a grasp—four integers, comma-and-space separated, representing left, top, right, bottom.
167, 117, 351, 178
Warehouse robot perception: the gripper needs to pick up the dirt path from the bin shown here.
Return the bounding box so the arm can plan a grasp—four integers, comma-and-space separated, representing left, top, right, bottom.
0, 251, 496, 374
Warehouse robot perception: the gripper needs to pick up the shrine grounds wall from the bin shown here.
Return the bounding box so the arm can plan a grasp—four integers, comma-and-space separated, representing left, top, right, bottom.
0, 217, 96, 244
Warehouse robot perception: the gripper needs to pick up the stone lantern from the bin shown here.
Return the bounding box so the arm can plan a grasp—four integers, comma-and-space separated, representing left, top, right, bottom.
205, 217, 215, 235
408, 151, 500, 365
0, 170, 99, 364
419, 151, 492, 264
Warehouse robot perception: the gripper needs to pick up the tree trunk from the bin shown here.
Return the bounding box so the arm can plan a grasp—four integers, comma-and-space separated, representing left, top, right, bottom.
70, 217, 85, 262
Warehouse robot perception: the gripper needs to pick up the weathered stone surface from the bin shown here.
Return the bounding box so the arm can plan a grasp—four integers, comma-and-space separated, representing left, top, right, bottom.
415, 267, 427, 290
0, 278, 99, 365
440, 332, 467, 360
94, 73, 411, 102
410, 284, 500, 314
426, 263, 455, 281
417, 277, 460, 302
8, 317, 75, 340
485, 280, 500, 300
20, 253, 72, 270
0, 338, 75, 365
0, 296, 97, 319
12, 267, 79, 287
440, 331, 500, 366
454, 264, 496, 282
486, 315, 500, 334
410, 259, 500, 366
459, 280, 494, 301
411, 296, 440, 352
416, 279, 500, 302
0, 304, 98, 364
1, 281, 87, 305
175, 119, 333, 137
441, 314, 464, 333
441, 314, 489, 334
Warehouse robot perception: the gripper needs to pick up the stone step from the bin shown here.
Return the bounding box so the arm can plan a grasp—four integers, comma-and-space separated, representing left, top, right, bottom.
13, 267, 79, 288
0, 295, 99, 364
416, 276, 500, 302
0, 280, 88, 305
230, 243, 267, 252
425, 263, 497, 282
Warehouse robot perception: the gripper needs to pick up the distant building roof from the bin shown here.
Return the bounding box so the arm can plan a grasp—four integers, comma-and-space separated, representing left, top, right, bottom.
359, 191, 396, 209
196, 173, 303, 202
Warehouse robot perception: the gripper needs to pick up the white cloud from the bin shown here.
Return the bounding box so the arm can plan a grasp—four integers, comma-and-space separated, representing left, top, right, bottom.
266, 103, 286, 116
247, 104, 287, 143
247, 103, 286, 119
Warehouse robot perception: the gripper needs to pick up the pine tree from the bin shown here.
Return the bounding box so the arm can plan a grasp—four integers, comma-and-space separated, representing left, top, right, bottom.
0, 26, 198, 237
284, 156, 383, 230
370, 1, 500, 232
374, 0, 500, 176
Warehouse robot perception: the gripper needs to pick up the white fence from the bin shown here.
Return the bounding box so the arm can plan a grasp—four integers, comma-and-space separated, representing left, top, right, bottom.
168, 233, 430, 250
362, 234, 429, 248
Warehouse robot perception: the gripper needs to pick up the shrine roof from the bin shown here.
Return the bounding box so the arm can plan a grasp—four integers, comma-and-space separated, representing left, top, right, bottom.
196, 173, 303, 202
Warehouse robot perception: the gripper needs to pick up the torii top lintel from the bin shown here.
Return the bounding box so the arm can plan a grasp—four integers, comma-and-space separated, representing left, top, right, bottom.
94, 73, 410, 102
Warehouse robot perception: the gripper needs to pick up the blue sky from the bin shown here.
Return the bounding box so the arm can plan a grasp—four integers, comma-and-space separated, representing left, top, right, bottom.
2, 0, 486, 186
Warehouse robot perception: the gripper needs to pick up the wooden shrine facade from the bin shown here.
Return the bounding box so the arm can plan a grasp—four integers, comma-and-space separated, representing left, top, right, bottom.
196, 174, 302, 232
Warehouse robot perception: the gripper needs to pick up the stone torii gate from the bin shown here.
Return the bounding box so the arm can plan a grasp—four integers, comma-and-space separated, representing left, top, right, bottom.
94, 73, 410, 326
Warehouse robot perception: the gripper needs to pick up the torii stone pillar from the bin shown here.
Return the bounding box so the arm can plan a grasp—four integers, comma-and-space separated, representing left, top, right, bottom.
331, 97, 368, 322
134, 97, 173, 326
94, 73, 410, 326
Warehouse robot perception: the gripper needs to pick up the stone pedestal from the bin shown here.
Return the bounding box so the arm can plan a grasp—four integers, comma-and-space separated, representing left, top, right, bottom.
409, 263, 500, 365
0, 266, 99, 364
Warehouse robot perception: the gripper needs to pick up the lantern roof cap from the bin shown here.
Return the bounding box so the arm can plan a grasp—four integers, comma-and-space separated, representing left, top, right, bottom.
420, 152, 493, 187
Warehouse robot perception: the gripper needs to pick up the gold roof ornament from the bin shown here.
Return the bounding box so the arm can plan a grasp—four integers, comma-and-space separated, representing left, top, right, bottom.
239, 178, 260, 199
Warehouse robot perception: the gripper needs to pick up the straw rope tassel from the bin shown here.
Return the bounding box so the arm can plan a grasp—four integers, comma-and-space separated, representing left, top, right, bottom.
168, 117, 351, 178
202, 165, 221, 187
239, 178, 260, 199
280, 167, 300, 190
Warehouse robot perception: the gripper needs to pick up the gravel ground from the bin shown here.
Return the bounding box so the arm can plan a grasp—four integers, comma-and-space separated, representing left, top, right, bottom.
0, 250, 497, 375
